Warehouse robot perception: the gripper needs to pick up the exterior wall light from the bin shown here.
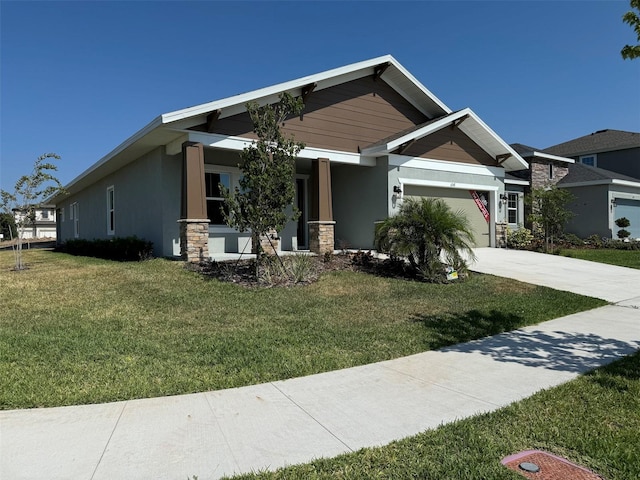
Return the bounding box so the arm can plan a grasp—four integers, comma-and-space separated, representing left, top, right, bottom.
393, 185, 402, 194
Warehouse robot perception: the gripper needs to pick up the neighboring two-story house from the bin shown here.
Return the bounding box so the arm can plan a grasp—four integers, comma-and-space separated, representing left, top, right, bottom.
12, 205, 57, 239
544, 129, 640, 179
507, 133, 640, 240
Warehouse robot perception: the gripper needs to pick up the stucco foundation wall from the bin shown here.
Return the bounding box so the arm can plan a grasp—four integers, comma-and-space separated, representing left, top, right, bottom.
331, 160, 388, 250
563, 185, 609, 238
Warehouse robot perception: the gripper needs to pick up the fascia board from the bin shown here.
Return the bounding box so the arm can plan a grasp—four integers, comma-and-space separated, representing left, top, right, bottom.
185, 131, 376, 166
161, 55, 396, 124
361, 111, 467, 156
459, 109, 529, 171
505, 178, 530, 186
531, 151, 575, 163
561, 179, 640, 189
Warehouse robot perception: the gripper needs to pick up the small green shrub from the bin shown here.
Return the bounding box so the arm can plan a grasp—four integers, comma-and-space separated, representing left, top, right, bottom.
287, 253, 316, 284
58, 236, 153, 261
617, 229, 631, 239
586, 234, 604, 248
506, 226, 533, 249
561, 233, 584, 247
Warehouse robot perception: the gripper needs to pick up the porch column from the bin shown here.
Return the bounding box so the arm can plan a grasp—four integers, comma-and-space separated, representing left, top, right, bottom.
178, 142, 210, 263
308, 157, 335, 254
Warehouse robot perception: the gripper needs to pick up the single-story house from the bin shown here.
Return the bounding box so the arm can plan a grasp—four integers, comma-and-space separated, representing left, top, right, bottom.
50, 55, 528, 261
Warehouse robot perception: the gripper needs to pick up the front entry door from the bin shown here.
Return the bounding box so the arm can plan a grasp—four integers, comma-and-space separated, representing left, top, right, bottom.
296, 178, 307, 249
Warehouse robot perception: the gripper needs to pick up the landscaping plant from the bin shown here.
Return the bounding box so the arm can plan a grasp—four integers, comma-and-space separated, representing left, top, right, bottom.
0, 153, 65, 270
220, 93, 305, 280
374, 197, 476, 282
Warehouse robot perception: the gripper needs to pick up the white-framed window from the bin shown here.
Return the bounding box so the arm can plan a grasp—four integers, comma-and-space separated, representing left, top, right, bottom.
204, 166, 241, 227
106, 186, 115, 235
42, 209, 49, 219
579, 154, 597, 167
71, 202, 79, 238
507, 192, 519, 225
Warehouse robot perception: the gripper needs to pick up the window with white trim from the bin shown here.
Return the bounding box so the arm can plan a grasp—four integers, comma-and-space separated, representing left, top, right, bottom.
205, 171, 231, 225
507, 193, 519, 225
106, 186, 115, 235
579, 155, 596, 167
71, 202, 79, 238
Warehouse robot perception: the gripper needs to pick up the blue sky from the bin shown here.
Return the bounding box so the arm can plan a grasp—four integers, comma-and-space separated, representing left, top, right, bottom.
1, 0, 639, 192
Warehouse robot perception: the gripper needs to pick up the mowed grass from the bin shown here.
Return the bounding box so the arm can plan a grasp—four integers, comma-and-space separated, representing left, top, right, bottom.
561, 248, 640, 269
227, 351, 640, 480
0, 250, 606, 409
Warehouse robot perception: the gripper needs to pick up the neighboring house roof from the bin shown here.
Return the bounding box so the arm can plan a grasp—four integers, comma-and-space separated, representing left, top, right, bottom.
361, 109, 528, 171
510, 143, 574, 164
544, 129, 640, 157
50, 55, 527, 203
558, 162, 640, 188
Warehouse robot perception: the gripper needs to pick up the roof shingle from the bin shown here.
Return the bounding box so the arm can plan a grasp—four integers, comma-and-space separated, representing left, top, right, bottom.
544, 129, 640, 157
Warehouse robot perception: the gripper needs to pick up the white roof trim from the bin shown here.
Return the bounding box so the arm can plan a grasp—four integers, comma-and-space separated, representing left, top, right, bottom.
362, 108, 528, 172
521, 151, 574, 164
560, 179, 640, 189
505, 178, 529, 186
161, 55, 450, 125
185, 131, 376, 166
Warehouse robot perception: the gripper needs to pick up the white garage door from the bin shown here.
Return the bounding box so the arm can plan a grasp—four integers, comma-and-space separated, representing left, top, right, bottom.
614, 198, 640, 239
403, 185, 491, 247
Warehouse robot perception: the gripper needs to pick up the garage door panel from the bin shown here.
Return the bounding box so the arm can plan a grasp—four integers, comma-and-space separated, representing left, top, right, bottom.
615, 199, 640, 239
403, 186, 491, 247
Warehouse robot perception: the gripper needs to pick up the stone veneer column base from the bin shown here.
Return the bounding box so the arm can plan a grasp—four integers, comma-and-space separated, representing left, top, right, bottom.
308, 221, 335, 254
255, 230, 280, 256
178, 219, 210, 263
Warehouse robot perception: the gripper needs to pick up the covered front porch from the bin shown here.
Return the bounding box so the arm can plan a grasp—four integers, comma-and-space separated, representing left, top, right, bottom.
177, 141, 340, 262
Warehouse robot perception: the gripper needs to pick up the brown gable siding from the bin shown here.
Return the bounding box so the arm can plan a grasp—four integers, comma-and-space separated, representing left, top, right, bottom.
398, 127, 498, 166
194, 77, 429, 153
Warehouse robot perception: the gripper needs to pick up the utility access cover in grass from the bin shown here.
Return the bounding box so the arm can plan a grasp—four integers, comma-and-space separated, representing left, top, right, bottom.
502, 450, 604, 479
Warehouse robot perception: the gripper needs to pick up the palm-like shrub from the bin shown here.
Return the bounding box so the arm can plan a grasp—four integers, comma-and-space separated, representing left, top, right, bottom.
374, 198, 476, 282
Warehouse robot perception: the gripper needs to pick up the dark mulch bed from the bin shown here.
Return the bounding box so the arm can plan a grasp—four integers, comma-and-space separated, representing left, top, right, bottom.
189, 251, 420, 288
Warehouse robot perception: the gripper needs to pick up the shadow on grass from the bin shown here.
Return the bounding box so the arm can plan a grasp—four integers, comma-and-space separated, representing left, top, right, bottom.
413, 309, 639, 374
411, 309, 526, 350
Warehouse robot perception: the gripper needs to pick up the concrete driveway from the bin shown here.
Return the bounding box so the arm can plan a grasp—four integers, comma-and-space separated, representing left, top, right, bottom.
471, 247, 640, 307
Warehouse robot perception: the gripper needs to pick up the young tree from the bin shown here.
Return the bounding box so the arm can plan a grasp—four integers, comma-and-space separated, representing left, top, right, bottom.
0, 153, 65, 270
526, 186, 574, 253
374, 197, 476, 282
221, 93, 305, 278
621, 0, 640, 60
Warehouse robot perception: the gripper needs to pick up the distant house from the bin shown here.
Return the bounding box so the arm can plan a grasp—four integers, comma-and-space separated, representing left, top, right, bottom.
508, 141, 640, 240
558, 164, 640, 240
12, 205, 57, 239
49, 55, 528, 261
544, 129, 640, 180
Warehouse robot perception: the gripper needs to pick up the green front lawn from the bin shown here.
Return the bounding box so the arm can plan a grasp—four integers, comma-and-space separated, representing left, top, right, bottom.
561, 248, 640, 269
0, 250, 605, 409
228, 351, 640, 480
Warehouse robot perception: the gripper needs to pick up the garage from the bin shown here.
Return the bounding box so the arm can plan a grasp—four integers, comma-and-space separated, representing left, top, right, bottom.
403, 185, 491, 247
614, 198, 640, 239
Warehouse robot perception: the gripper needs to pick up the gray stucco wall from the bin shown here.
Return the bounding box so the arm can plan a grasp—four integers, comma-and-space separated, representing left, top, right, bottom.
58, 147, 174, 257
592, 148, 640, 180
331, 159, 388, 250
563, 185, 609, 238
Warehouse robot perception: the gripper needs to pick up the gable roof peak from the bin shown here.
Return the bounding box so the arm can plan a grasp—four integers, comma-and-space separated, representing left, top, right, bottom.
160, 55, 452, 126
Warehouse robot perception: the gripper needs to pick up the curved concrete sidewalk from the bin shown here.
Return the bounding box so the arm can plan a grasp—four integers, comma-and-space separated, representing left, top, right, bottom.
1, 249, 639, 480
